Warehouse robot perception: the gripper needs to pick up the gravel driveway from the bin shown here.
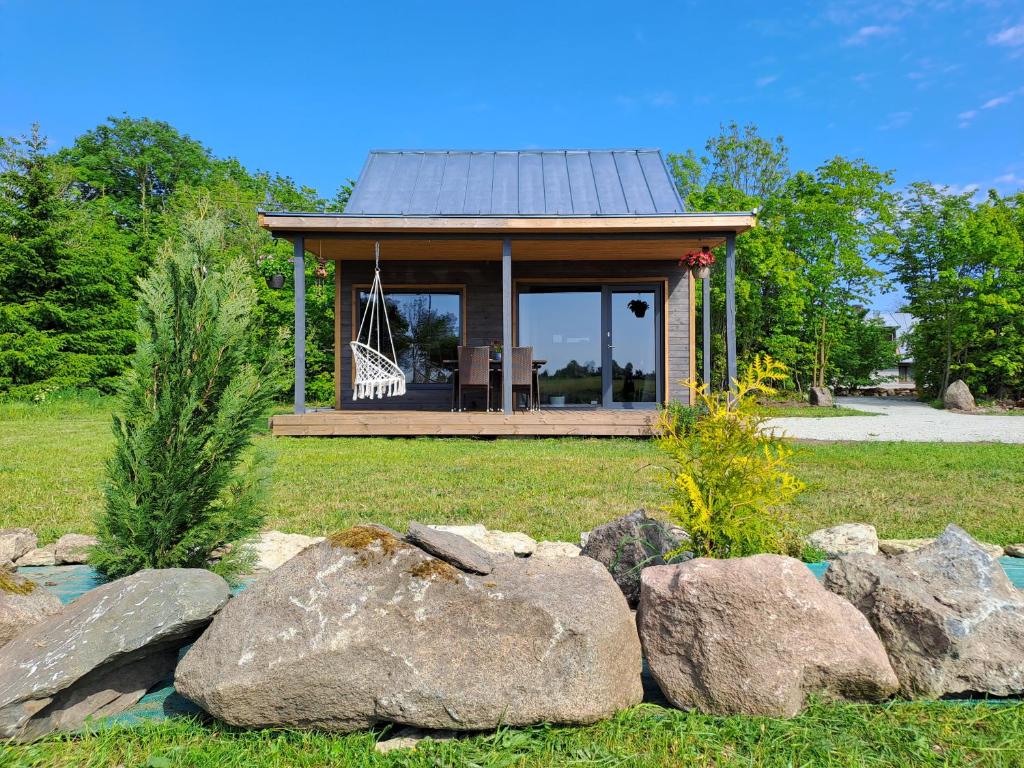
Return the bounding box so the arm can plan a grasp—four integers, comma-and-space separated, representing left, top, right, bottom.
765, 397, 1024, 443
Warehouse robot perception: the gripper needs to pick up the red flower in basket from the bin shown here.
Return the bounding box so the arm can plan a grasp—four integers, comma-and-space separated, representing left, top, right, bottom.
680, 245, 716, 268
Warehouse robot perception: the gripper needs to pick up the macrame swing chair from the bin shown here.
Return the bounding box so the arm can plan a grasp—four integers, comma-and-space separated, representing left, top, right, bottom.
350, 242, 407, 400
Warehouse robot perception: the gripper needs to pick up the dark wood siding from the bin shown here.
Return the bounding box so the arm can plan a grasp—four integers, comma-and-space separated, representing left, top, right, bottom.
338, 256, 690, 409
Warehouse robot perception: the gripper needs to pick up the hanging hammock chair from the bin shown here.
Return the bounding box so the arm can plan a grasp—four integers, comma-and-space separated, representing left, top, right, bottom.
350, 243, 407, 400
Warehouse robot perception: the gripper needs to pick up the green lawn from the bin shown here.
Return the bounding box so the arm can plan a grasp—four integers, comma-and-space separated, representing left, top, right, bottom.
7, 702, 1024, 768
2, 397, 1024, 766
757, 404, 880, 418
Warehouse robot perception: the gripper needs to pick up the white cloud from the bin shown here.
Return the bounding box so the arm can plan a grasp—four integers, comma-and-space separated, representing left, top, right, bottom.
982, 95, 1012, 109
879, 110, 912, 130
647, 91, 676, 108
994, 172, 1024, 186
988, 24, 1024, 47
843, 25, 897, 45
755, 75, 778, 87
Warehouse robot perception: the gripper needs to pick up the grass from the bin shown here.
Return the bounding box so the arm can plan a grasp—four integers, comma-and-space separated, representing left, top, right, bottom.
5, 701, 1023, 768
2, 398, 1023, 545
757, 404, 880, 418
2, 396, 1024, 765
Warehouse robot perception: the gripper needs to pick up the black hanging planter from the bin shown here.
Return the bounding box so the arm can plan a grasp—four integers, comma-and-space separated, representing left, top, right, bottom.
627, 299, 649, 318
266, 273, 286, 290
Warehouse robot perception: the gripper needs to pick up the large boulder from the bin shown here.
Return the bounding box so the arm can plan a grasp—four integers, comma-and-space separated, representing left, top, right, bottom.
580, 509, 690, 607
175, 525, 642, 732
0, 568, 229, 741
805, 523, 879, 558
943, 379, 975, 411
0, 529, 37, 568
808, 386, 834, 407
242, 530, 324, 572
638, 555, 898, 717
53, 533, 98, 564
0, 571, 62, 647
825, 524, 1024, 699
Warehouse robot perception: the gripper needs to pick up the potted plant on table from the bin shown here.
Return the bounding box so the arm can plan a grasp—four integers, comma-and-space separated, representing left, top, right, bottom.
681, 245, 715, 279
491, 340, 503, 362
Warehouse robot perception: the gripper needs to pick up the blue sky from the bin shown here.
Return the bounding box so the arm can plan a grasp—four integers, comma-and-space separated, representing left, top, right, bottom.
3, 0, 1023, 309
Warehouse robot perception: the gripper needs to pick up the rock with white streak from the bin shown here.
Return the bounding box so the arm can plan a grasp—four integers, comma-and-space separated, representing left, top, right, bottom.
825, 524, 1024, 698
242, 531, 324, 571
805, 524, 879, 558
0, 568, 229, 741
0, 571, 63, 647
175, 525, 642, 732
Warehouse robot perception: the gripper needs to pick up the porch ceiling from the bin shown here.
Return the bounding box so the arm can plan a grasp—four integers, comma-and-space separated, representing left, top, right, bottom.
298, 236, 724, 261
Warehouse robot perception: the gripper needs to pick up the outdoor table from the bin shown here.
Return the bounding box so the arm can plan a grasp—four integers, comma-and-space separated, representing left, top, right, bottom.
443, 358, 546, 411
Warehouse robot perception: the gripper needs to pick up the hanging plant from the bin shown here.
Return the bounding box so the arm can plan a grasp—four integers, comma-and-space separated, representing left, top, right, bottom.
257, 252, 287, 290
627, 298, 650, 318
681, 245, 715, 279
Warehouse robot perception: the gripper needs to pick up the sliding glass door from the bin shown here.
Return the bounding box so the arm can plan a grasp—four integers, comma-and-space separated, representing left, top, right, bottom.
518, 284, 662, 408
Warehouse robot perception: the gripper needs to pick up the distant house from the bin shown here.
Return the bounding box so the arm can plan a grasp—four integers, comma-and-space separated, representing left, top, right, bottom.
869, 311, 916, 390
259, 149, 755, 436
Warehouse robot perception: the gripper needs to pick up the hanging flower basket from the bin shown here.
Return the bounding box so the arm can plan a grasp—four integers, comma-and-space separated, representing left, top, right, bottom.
627, 298, 650, 318
266, 273, 285, 290
681, 245, 715, 279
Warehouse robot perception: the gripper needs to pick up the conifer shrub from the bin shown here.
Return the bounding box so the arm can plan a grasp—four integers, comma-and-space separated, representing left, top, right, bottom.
92, 215, 281, 580
657, 355, 806, 558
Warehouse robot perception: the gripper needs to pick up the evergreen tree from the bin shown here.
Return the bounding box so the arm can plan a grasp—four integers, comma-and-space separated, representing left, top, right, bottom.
93, 213, 282, 579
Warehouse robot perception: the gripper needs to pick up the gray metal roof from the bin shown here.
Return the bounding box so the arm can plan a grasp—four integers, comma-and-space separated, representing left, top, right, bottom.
344, 150, 685, 216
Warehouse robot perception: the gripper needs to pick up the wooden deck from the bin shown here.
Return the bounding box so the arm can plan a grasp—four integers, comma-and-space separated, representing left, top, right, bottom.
270, 408, 659, 437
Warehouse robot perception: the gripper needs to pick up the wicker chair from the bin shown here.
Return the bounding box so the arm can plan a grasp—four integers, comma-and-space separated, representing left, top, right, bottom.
457, 345, 491, 411
511, 346, 535, 411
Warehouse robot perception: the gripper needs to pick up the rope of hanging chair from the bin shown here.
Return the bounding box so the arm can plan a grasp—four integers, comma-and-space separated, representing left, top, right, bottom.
351, 242, 406, 400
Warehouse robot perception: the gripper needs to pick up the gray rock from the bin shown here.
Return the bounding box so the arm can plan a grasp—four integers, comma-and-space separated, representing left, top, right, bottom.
943, 379, 976, 411
0, 529, 37, 568
825, 524, 1024, 698
580, 509, 691, 607
175, 525, 642, 732
0, 571, 62, 647
241, 531, 325, 572
14, 545, 56, 567
427, 524, 537, 557
808, 386, 834, 407
1006, 544, 1024, 558
879, 537, 1004, 560
53, 534, 98, 565
534, 541, 582, 558
406, 522, 493, 574
375, 726, 456, 753
638, 555, 898, 717
805, 523, 879, 558
0, 568, 229, 740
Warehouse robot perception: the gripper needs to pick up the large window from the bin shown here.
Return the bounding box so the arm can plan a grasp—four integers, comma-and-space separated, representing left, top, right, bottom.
357, 290, 461, 385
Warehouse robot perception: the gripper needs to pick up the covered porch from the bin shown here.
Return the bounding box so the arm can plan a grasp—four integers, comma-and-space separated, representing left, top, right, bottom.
260, 150, 754, 437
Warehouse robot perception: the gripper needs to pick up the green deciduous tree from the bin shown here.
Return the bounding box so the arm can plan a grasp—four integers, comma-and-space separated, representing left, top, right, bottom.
93, 214, 282, 580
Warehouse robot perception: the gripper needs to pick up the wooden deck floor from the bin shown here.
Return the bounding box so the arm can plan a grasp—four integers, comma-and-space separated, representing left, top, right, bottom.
270, 408, 659, 437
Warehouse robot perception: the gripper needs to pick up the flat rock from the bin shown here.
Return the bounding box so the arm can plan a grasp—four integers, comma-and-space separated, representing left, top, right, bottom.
944, 379, 976, 411
0, 529, 37, 568
879, 537, 1004, 560
176, 525, 642, 732
406, 522, 493, 574
806, 523, 879, 558
638, 555, 898, 717
242, 531, 324, 572
534, 541, 581, 558
427, 524, 537, 557
54, 534, 98, 564
1006, 544, 1024, 558
825, 524, 1024, 698
0, 571, 63, 647
0, 568, 229, 741
581, 509, 691, 607
375, 726, 456, 754
14, 545, 57, 567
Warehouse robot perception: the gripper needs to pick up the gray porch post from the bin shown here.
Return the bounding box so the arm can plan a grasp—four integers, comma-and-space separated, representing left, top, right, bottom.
725, 232, 737, 396
702, 274, 711, 389
293, 236, 306, 414
502, 238, 513, 415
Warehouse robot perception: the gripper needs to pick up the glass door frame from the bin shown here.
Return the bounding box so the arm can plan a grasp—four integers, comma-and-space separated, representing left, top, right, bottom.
601, 284, 664, 409
515, 280, 665, 410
